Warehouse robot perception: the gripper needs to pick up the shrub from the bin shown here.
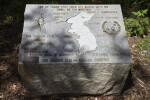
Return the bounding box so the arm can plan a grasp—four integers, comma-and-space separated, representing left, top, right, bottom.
125, 9, 149, 36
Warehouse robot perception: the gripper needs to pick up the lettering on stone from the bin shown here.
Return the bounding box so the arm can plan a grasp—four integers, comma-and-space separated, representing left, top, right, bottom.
19, 5, 132, 64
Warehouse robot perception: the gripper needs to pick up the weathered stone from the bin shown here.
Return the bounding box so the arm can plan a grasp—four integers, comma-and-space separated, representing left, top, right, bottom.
19, 63, 130, 96
18, 4, 132, 96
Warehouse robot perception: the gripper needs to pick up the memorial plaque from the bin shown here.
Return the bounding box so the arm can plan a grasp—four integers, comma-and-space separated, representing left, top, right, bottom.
19, 4, 132, 96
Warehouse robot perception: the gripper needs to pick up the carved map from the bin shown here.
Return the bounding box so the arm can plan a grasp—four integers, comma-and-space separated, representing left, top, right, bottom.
67, 12, 97, 55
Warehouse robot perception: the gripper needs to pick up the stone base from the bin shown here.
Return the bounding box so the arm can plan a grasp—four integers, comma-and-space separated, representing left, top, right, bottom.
18, 63, 131, 96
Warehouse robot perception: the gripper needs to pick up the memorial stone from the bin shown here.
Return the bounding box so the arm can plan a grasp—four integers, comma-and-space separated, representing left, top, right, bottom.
19, 4, 132, 96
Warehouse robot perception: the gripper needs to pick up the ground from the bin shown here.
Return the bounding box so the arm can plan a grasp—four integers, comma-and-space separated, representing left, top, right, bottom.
0, 3, 150, 100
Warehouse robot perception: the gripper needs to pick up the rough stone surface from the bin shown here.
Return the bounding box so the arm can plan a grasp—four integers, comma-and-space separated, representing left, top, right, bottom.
18, 4, 132, 96
19, 63, 130, 96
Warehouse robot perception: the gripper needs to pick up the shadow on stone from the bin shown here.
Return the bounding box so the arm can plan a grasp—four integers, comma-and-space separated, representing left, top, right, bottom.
19, 5, 133, 98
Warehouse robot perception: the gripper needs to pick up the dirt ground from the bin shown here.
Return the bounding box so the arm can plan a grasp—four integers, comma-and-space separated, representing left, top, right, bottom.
0, 11, 150, 100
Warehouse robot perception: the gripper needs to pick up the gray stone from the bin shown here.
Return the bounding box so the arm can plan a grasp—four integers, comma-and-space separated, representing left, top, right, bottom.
18, 4, 132, 96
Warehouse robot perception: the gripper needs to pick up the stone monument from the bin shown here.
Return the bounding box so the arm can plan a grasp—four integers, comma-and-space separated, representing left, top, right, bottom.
18, 4, 132, 96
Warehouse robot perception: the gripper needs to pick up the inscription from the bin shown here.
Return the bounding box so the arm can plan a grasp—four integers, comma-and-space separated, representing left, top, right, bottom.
19, 5, 131, 64
94, 58, 109, 62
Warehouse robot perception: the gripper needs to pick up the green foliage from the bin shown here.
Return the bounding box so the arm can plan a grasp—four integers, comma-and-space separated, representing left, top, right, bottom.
125, 9, 149, 36
6, 16, 13, 23
50, 1, 59, 4
137, 37, 150, 61
137, 37, 150, 51
59, 0, 92, 4
130, 65, 134, 72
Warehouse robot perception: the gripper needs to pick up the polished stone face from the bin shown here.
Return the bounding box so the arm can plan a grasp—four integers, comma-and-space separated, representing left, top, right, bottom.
19, 4, 132, 64
18, 5, 132, 96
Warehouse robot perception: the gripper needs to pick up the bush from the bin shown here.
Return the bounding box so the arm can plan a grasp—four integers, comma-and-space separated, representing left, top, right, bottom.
124, 9, 149, 36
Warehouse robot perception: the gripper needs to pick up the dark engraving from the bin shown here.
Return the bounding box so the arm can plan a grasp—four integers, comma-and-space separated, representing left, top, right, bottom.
33, 13, 50, 31
42, 59, 49, 62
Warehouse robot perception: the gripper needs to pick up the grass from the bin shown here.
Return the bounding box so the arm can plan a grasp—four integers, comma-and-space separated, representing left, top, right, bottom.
137, 36, 150, 61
